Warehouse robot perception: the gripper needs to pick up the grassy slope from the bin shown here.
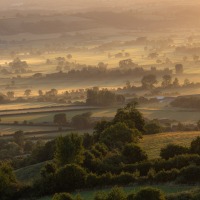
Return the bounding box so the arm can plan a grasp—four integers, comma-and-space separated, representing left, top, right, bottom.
140, 131, 200, 159
15, 162, 47, 183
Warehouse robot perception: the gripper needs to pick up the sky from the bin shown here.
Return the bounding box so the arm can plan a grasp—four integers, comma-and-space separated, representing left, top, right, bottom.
0, 0, 198, 11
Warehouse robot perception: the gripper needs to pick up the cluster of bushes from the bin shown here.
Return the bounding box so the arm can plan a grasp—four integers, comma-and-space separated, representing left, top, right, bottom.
122, 154, 200, 175
167, 188, 200, 200
32, 153, 200, 197
52, 187, 167, 200
52, 186, 200, 200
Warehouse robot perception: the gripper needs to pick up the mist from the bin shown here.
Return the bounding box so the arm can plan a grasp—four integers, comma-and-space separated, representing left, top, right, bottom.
1, 1, 200, 199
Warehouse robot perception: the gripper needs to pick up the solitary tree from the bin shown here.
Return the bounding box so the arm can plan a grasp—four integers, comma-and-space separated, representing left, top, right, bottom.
172, 78, 179, 87
38, 90, 43, 96
175, 64, 183, 75
161, 75, 172, 88
67, 54, 72, 60
71, 112, 92, 130
141, 75, 157, 89
13, 130, 24, 147
193, 55, 199, 63
54, 113, 67, 125
7, 91, 15, 99
24, 89, 31, 97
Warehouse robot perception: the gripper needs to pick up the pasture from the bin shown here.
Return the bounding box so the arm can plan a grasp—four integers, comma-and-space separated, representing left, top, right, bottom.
140, 131, 200, 159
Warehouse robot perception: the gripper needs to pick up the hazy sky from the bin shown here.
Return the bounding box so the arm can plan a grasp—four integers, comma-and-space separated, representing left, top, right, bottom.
0, 0, 199, 11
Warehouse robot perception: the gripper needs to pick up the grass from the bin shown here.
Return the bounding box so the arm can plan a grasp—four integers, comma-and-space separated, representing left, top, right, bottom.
0, 124, 60, 136
37, 185, 197, 200
15, 162, 47, 184
140, 131, 200, 159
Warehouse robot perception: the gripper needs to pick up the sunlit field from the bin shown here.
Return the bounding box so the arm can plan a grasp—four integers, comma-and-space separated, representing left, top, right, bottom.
140, 131, 200, 159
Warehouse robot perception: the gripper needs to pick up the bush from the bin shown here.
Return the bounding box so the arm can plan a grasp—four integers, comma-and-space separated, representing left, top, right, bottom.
52, 193, 73, 200
160, 144, 189, 160
145, 122, 162, 134
0, 162, 19, 200
94, 192, 107, 200
86, 173, 99, 188
122, 160, 153, 176
166, 192, 193, 200
112, 172, 136, 185
134, 187, 165, 200
177, 165, 200, 184
127, 193, 135, 200
154, 154, 200, 172
122, 154, 200, 177
154, 169, 180, 183
56, 164, 87, 192
106, 187, 127, 200
122, 143, 148, 164
190, 137, 200, 155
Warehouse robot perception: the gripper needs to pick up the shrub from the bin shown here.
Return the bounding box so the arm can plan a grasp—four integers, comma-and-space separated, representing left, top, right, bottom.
86, 173, 99, 188
190, 137, 200, 155
160, 144, 189, 160
147, 168, 156, 180
52, 193, 73, 200
154, 169, 180, 183
122, 143, 148, 164
56, 164, 87, 192
0, 162, 19, 200
177, 165, 200, 184
127, 193, 135, 200
106, 187, 127, 200
145, 122, 162, 134
166, 191, 193, 200
112, 172, 136, 185
134, 187, 165, 200
154, 154, 200, 172
97, 173, 113, 186
94, 192, 107, 200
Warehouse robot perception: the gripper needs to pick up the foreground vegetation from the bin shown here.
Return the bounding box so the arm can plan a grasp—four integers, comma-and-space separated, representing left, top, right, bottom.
37, 185, 198, 200
0, 102, 200, 200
